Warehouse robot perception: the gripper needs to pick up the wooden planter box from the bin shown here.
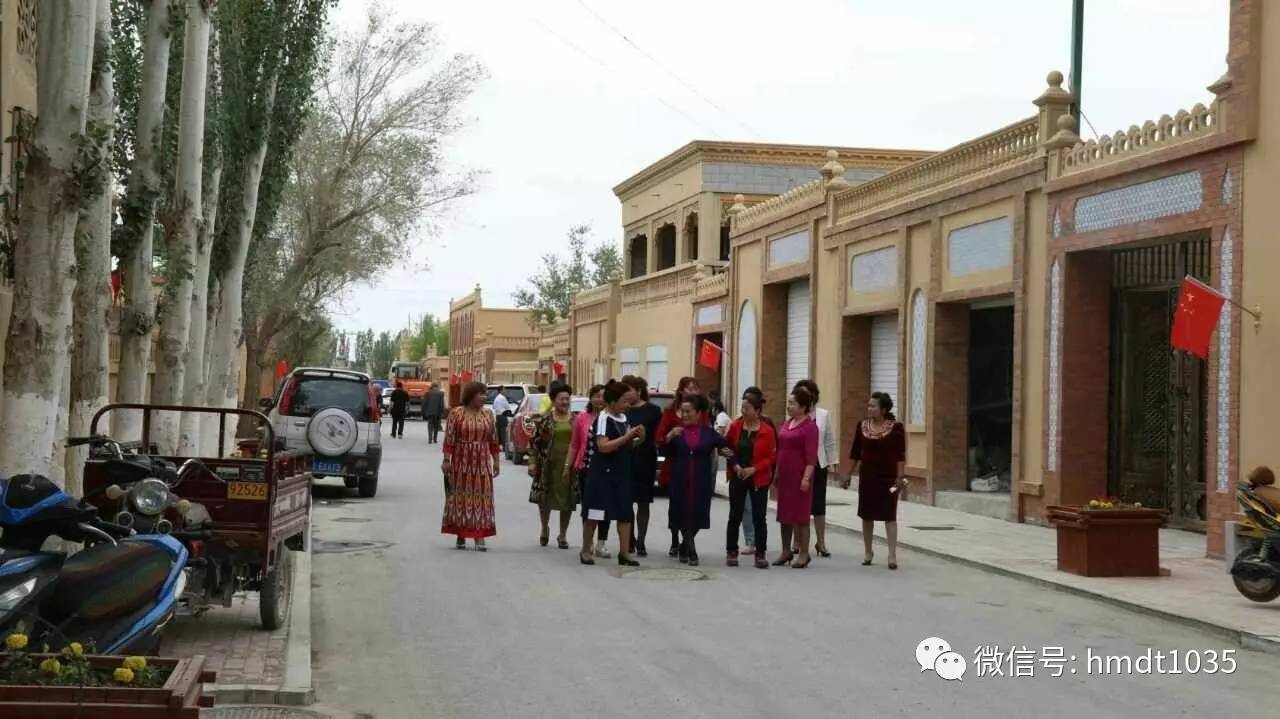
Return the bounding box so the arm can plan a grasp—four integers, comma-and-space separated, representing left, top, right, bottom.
1046, 505, 1168, 577
0, 655, 214, 719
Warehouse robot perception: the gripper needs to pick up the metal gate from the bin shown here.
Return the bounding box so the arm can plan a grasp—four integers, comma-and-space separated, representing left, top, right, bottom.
1109, 236, 1209, 527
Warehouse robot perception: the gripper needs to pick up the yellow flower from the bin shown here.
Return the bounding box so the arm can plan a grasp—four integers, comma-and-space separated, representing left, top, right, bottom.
123, 656, 147, 671
39, 658, 61, 677
4, 633, 28, 651
113, 667, 135, 684
61, 642, 85, 658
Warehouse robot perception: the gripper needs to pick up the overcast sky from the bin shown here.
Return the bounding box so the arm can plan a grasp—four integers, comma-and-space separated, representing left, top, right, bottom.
328, 0, 1228, 339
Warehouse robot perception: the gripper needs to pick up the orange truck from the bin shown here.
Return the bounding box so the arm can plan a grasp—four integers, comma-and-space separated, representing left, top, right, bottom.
389, 361, 432, 418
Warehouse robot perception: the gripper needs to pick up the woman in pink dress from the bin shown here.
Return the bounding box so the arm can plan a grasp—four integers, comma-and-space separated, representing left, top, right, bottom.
772, 387, 819, 568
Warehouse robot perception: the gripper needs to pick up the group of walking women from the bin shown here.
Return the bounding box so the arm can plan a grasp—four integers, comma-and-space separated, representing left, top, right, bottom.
438, 374, 909, 570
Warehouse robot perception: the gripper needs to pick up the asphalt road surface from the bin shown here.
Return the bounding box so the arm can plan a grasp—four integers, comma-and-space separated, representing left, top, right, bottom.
309, 419, 1279, 719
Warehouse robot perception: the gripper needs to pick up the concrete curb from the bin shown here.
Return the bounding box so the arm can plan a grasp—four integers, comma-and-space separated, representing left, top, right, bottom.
280, 530, 315, 704
713, 486, 1280, 655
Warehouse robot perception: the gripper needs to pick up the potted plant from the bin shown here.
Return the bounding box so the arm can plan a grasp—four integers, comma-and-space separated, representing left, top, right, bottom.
0, 634, 214, 718
1045, 498, 1168, 577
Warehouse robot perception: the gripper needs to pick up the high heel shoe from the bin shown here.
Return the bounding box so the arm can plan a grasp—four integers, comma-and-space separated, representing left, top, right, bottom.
792, 554, 812, 569
617, 554, 639, 567
816, 545, 831, 558
888, 560, 898, 570
539, 532, 549, 547
455, 537, 466, 550
771, 554, 794, 567
686, 543, 699, 567
861, 554, 873, 566
636, 540, 648, 557
579, 553, 595, 565
557, 537, 569, 550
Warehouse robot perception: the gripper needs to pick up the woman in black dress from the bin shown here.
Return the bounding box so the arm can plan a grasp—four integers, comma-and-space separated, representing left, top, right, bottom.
843, 392, 907, 569
580, 380, 644, 566
624, 375, 663, 557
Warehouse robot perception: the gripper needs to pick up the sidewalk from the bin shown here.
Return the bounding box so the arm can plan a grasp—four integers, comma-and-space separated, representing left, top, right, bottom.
714, 474, 1280, 653
164, 542, 314, 706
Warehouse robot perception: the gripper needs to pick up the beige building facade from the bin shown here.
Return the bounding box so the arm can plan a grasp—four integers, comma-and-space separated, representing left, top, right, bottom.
722, 0, 1272, 559
612, 141, 930, 393
447, 286, 540, 392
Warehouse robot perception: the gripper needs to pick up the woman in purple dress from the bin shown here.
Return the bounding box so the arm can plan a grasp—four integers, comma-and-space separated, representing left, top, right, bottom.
661, 394, 728, 566
772, 387, 819, 568
844, 391, 907, 569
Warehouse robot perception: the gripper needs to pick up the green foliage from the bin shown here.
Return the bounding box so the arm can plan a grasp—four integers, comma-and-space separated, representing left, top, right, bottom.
351, 328, 375, 374
405, 314, 448, 361
513, 224, 620, 326
369, 331, 396, 379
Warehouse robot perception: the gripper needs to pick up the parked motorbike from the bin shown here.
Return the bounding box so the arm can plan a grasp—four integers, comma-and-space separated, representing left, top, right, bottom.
1229, 483, 1280, 602
0, 468, 188, 654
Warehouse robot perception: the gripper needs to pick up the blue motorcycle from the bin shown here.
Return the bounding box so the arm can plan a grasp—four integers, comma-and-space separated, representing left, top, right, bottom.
0, 468, 188, 655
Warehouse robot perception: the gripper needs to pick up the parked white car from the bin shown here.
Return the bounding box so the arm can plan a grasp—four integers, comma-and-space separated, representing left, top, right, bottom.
262, 367, 383, 498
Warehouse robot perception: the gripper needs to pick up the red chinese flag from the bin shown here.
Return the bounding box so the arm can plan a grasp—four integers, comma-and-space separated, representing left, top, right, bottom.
552, 360, 565, 376
1170, 276, 1226, 359
461, 370, 474, 383
110, 269, 122, 305
698, 339, 721, 370
274, 359, 289, 382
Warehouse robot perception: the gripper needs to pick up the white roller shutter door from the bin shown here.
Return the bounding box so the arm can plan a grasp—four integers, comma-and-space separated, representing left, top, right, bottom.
870, 313, 900, 406
786, 281, 811, 391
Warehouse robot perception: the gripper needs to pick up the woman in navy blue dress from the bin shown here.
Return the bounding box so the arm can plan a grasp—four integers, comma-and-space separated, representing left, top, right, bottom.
662, 394, 729, 566
580, 380, 644, 567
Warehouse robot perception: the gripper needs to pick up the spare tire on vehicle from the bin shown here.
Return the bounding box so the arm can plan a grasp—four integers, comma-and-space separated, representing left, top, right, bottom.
306, 407, 359, 457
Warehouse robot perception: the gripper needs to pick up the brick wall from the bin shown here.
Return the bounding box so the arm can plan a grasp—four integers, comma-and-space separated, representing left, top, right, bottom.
760, 284, 788, 409
840, 316, 872, 468
928, 303, 970, 493
1056, 251, 1112, 506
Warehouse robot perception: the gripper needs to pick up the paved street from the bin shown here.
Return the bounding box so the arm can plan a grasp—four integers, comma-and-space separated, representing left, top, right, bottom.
310, 420, 1279, 719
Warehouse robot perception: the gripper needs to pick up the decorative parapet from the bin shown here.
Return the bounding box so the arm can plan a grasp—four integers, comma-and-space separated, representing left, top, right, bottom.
620, 262, 703, 310
1050, 99, 1221, 178
693, 269, 729, 301
832, 117, 1040, 226
573, 283, 614, 308
732, 179, 824, 233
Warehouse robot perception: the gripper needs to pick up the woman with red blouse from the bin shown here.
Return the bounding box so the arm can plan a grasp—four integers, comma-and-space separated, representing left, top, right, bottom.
844, 391, 908, 569
725, 393, 776, 569
655, 376, 708, 557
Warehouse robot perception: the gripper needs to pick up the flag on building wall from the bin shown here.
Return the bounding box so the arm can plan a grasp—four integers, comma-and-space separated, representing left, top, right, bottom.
552, 360, 565, 376
461, 370, 474, 382
274, 360, 289, 382
698, 339, 723, 370
1170, 276, 1226, 359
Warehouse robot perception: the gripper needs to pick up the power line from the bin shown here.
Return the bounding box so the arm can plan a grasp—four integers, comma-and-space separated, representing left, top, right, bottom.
574, 0, 761, 139
520, 11, 725, 138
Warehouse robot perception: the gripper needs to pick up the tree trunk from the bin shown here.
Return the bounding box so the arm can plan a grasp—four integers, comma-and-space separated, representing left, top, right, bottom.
0, 1, 95, 480
67, 0, 116, 495
151, 0, 212, 452
198, 275, 222, 456
178, 161, 220, 454
114, 0, 174, 442
205, 73, 279, 437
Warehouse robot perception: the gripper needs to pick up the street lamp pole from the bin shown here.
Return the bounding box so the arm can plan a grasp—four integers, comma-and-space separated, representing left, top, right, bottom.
1070, 0, 1085, 120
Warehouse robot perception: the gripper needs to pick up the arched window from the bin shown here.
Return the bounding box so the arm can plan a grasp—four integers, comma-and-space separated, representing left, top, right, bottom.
909, 290, 927, 425
656, 223, 677, 270
627, 235, 648, 279
736, 300, 758, 401
684, 213, 699, 262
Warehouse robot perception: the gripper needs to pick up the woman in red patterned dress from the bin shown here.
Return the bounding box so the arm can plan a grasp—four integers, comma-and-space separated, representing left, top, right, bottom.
441, 381, 501, 550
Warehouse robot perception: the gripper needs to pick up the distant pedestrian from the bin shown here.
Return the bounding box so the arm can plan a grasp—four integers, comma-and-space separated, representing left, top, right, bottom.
529, 382, 578, 549
655, 376, 708, 557
389, 381, 410, 438
492, 390, 512, 449
423, 384, 446, 444
441, 381, 501, 551
662, 394, 728, 566
792, 380, 838, 558
773, 386, 818, 568
844, 392, 907, 569
580, 380, 644, 566
569, 384, 612, 557
623, 375, 663, 557
725, 392, 775, 568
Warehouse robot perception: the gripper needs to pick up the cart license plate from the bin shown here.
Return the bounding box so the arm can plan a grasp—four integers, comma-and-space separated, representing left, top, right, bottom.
227, 481, 269, 501
314, 460, 342, 473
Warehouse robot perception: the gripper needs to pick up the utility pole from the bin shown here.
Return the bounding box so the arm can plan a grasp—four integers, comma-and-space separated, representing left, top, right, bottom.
1069, 0, 1084, 120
